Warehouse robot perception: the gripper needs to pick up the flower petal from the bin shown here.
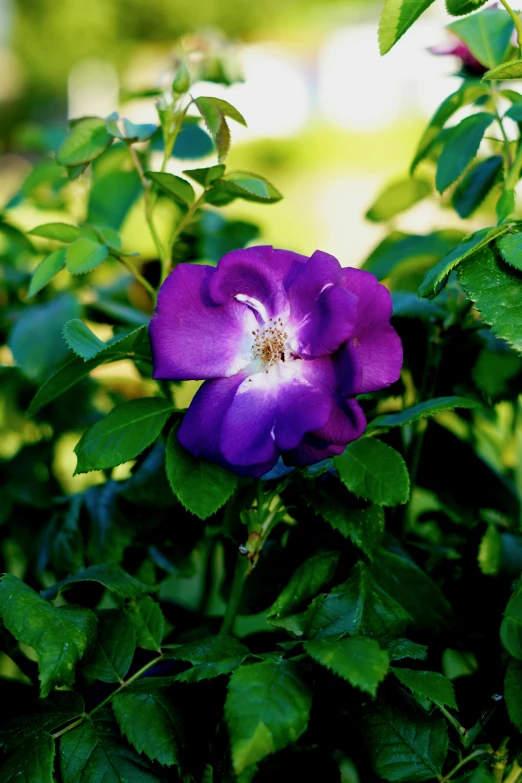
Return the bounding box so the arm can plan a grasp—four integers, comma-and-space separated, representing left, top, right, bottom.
150, 263, 257, 381
178, 374, 277, 477
220, 361, 332, 466
339, 267, 403, 395
284, 397, 366, 466
297, 284, 358, 358
208, 247, 289, 321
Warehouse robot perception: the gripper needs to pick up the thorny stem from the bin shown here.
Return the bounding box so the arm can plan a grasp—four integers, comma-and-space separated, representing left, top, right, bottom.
490, 85, 513, 169
162, 193, 206, 283
219, 552, 250, 636
51, 653, 164, 740
499, 0, 522, 55
112, 252, 157, 301
439, 749, 492, 782
506, 137, 522, 190
437, 705, 465, 738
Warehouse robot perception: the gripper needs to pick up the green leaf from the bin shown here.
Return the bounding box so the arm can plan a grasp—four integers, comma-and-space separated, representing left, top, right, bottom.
66, 237, 109, 274
362, 230, 461, 281
497, 188, 516, 223
418, 225, 508, 299
370, 549, 452, 632
60, 710, 158, 783
311, 491, 385, 559
393, 668, 457, 709
165, 635, 249, 683
452, 156, 503, 218
27, 247, 67, 298
165, 427, 237, 519
334, 439, 410, 506
305, 561, 412, 640
57, 118, 113, 166
127, 596, 165, 652
306, 636, 389, 697
112, 682, 185, 767
501, 585, 522, 658
506, 98, 522, 120
195, 97, 246, 162
28, 222, 83, 242
105, 115, 157, 142
436, 113, 494, 194
446, 0, 489, 16
211, 171, 283, 203
183, 164, 225, 186
497, 232, 522, 271
364, 699, 448, 782
43, 563, 154, 601
146, 171, 195, 204
225, 659, 311, 774
62, 319, 105, 359
478, 524, 502, 575
384, 638, 428, 661
411, 84, 488, 173
74, 398, 173, 474
378, 0, 436, 55
0, 574, 96, 698
369, 396, 481, 430
448, 8, 515, 68
458, 246, 522, 354
505, 658, 522, 731
366, 178, 431, 222
266, 551, 340, 633
0, 732, 55, 783
10, 294, 80, 384
483, 58, 522, 81
83, 610, 136, 683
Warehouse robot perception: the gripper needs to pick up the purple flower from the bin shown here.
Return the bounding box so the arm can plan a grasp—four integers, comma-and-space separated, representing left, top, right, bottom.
429, 37, 487, 77
150, 247, 402, 477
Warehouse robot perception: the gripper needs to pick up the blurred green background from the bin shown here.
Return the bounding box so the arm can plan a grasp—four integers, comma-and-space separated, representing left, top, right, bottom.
0, 0, 468, 265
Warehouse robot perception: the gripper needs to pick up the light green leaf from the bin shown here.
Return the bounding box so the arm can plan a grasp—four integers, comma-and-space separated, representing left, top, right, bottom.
165, 427, 237, 519
369, 396, 481, 430
411, 84, 488, 172
505, 658, 522, 731
112, 682, 185, 767
452, 156, 503, 219
497, 232, 522, 271
448, 8, 515, 68
195, 97, 246, 162
458, 246, 522, 354
483, 59, 522, 81
225, 660, 311, 774
379, 0, 436, 55
43, 563, 154, 601
501, 585, 522, 658
364, 699, 448, 781
418, 225, 508, 299
366, 178, 431, 222
66, 237, 109, 274
83, 610, 136, 683
393, 668, 457, 709
305, 561, 412, 640
311, 491, 385, 559
497, 188, 516, 223
164, 635, 249, 683
267, 551, 340, 633
28, 222, 83, 242
62, 319, 105, 359
478, 524, 502, 575
127, 596, 165, 652
334, 439, 410, 506
27, 248, 67, 298
59, 710, 158, 783
105, 115, 157, 142
74, 398, 173, 474
57, 118, 113, 166
212, 171, 283, 203
306, 636, 389, 697
0, 573, 96, 698
436, 112, 494, 193
146, 170, 195, 204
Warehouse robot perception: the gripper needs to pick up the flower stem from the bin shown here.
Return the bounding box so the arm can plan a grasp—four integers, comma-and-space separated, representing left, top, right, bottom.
506, 136, 522, 190
490, 85, 513, 169
504, 761, 522, 783
113, 252, 157, 301
440, 749, 492, 782
219, 552, 250, 636
499, 0, 522, 55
